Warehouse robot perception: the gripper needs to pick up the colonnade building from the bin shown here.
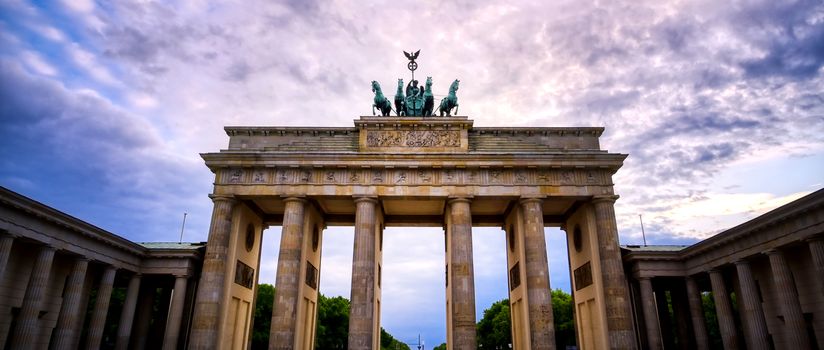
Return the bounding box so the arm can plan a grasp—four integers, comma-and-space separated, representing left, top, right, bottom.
0, 116, 822, 350
624, 188, 824, 350
0, 187, 204, 349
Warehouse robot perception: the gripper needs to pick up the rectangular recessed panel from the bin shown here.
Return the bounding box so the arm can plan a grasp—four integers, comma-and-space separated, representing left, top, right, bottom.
234, 260, 255, 289
510, 262, 521, 291
574, 261, 593, 291
305, 261, 318, 290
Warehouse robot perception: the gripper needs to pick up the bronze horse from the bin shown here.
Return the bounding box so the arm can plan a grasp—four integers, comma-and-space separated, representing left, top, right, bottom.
394, 78, 406, 116
371, 81, 392, 116
438, 79, 459, 116
422, 77, 434, 117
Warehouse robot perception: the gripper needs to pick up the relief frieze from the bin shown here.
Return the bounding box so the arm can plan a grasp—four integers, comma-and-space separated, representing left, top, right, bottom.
366, 130, 460, 148
252, 170, 267, 183
220, 167, 612, 187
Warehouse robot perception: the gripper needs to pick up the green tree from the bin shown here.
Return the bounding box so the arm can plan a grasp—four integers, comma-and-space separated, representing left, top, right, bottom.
252, 286, 407, 349
315, 294, 351, 349
475, 290, 576, 349
702, 292, 723, 349
551, 289, 576, 349
476, 299, 512, 348
252, 284, 275, 349
433, 343, 446, 350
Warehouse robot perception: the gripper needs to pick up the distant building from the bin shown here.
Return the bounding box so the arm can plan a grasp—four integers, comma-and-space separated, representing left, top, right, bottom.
0, 186, 204, 349
623, 188, 824, 349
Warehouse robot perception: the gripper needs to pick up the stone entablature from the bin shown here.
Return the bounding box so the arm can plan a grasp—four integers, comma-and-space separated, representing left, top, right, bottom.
206, 117, 623, 199
215, 167, 616, 187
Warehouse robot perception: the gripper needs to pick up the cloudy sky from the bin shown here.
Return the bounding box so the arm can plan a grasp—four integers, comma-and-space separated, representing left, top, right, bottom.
1, 0, 823, 346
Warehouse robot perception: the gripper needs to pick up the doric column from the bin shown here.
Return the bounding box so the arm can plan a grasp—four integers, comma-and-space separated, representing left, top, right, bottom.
807, 236, 824, 295
52, 257, 90, 350
10, 245, 55, 348
163, 275, 189, 350
0, 232, 14, 280
591, 196, 636, 348
269, 197, 307, 350
189, 194, 236, 349
348, 197, 379, 350
519, 198, 555, 349
734, 260, 769, 350
638, 277, 662, 350
766, 249, 812, 348
115, 273, 142, 350
86, 265, 118, 350
132, 281, 156, 350
446, 197, 477, 350
708, 269, 739, 350
685, 276, 710, 350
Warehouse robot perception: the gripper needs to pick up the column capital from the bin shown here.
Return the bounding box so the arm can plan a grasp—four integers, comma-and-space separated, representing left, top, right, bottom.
447, 196, 472, 204
40, 244, 58, 252
592, 195, 620, 204
209, 194, 236, 203
282, 196, 308, 204
518, 197, 545, 205
353, 196, 378, 204
638, 276, 653, 281
733, 259, 751, 266
707, 268, 722, 275
763, 248, 782, 256
804, 234, 824, 243
76, 256, 93, 262
173, 273, 189, 279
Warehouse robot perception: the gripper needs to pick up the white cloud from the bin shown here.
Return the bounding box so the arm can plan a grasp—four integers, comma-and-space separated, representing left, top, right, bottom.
28, 24, 67, 42
67, 43, 118, 85
649, 191, 810, 239
60, 0, 95, 13
128, 92, 158, 108
20, 50, 57, 76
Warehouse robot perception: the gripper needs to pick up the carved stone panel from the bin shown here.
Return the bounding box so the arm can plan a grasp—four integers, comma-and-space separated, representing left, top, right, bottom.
357, 118, 471, 153
222, 167, 612, 187
366, 130, 460, 147
252, 169, 268, 184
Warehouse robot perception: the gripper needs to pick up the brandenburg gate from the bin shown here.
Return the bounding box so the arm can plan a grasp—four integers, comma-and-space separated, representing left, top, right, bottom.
186, 114, 636, 350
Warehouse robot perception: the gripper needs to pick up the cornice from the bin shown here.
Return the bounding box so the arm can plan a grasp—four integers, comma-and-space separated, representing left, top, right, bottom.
0, 186, 148, 256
